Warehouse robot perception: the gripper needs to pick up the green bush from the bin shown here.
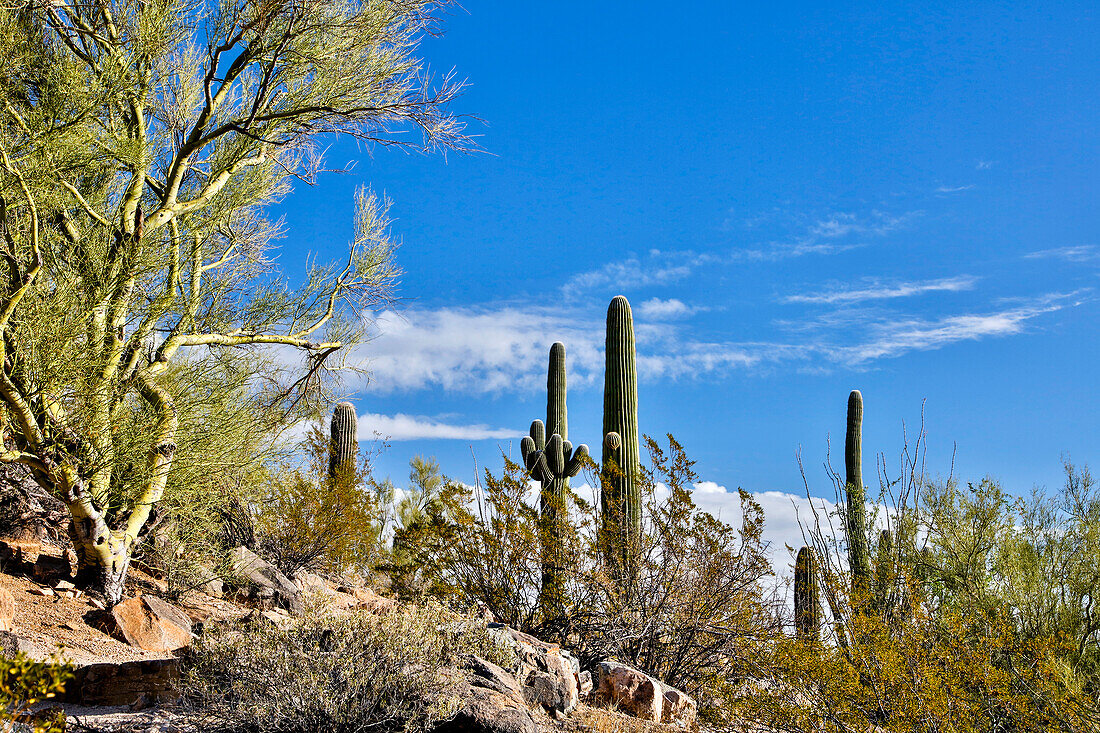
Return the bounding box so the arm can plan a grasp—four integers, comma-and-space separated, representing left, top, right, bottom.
180, 601, 510, 732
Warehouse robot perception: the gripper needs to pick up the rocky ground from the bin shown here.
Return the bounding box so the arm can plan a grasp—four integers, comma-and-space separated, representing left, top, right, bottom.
1, 536, 698, 733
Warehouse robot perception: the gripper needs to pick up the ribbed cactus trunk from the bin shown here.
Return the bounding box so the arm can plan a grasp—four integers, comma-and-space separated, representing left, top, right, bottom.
601, 296, 640, 586
540, 342, 569, 620
329, 402, 358, 481
845, 390, 870, 597
794, 546, 821, 641
873, 528, 894, 614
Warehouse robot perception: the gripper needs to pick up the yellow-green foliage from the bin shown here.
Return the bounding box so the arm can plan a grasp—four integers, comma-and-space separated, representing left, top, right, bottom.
722, 582, 1098, 733
256, 424, 386, 577
0, 654, 73, 733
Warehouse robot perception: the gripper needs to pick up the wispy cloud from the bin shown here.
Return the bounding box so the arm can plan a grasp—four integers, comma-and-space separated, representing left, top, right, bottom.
935, 185, 974, 194
359, 412, 522, 441
838, 294, 1079, 364
784, 276, 978, 305
565, 250, 708, 292
637, 297, 703, 320
1024, 245, 1098, 263
976, 160, 994, 170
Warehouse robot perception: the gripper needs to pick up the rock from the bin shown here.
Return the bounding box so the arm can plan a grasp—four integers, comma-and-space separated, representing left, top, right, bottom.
0, 630, 47, 659
293, 569, 332, 595
433, 686, 537, 733
111, 596, 192, 652
88, 598, 106, 611
64, 658, 180, 706
0, 587, 14, 632
27, 586, 54, 597
228, 546, 303, 615
53, 579, 75, 590
660, 683, 698, 728
487, 624, 579, 716
337, 585, 397, 614
201, 576, 224, 598
578, 670, 593, 697
462, 655, 525, 705
0, 537, 42, 567
32, 548, 76, 581
595, 660, 663, 723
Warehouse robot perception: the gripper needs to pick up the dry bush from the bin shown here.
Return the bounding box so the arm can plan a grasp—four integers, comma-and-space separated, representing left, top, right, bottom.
392, 435, 782, 708
181, 601, 509, 733
254, 425, 387, 579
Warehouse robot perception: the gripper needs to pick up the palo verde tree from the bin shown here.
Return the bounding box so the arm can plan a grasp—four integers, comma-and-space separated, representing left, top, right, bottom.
0, 0, 465, 603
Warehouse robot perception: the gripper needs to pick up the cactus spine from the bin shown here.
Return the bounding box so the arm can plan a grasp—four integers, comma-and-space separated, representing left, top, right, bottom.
794, 546, 821, 641
329, 402, 358, 480
845, 390, 870, 596
600, 296, 640, 582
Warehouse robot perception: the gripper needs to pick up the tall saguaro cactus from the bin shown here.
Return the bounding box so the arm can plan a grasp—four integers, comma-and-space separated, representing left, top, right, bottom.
794, 546, 821, 641
521, 342, 589, 620
845, 390, 871, 595
601, 295, 641, 583
329, 401, 358, 480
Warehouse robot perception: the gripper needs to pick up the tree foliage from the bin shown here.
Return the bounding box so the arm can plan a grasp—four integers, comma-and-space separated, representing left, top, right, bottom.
0, 0, 463, 602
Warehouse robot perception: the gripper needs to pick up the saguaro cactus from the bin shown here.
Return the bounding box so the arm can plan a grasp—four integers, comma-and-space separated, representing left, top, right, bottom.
873, 528, 894, 614
845, 390, 870, 595
329, 401, 358, 480
794, 546, 821, 641
601, 296, 640, 582
521, 343, 590, 619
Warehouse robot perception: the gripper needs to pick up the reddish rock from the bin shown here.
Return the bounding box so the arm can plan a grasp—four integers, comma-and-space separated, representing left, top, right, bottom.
595, 660, 663, 722
111, 596, 191, 652
0, 588, 14, 631
660, 684, 698, 727
0, 537, 41, 568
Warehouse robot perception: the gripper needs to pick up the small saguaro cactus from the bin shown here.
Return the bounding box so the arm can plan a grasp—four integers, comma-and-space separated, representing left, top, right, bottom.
794, 546, 821, 641
873, 528, 895, 614
329, 401, 358, 480
601, 296, 641, 583
845, 390, 871, 596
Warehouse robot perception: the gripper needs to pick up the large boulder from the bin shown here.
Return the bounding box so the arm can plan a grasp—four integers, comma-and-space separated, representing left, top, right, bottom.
65, 658, 180, 706
228, 546, 303, 615
659, 682, 698, 728
462, 655, 525, 705
487, 624, 578, 717
594, 660, 663, 722
433, 686, 538, 733
111, 596, 192, 652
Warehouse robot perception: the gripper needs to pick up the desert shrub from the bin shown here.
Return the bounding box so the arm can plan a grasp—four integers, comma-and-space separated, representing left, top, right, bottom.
723, 598, 1099, 733
254, 425, 387, 578
392, 435, 782, 703
748, 426, 1100, 732
0, 653, 73, 733
182, 601, 509, 733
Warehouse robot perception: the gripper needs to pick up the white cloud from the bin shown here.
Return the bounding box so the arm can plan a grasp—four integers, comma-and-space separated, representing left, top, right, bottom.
637, 297, 699, 320
934, 185, 974, 194
358, 412, 522, 441
355, 307, 604, 394
784, 276, 978, 305
841, 299, 1071, 364
976, 160, 994, 170
347, 289, 1081, 395
1024, 245, 1098, 263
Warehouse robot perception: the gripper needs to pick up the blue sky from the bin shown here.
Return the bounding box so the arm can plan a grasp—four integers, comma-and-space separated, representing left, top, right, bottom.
274, 2, 1099, 565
